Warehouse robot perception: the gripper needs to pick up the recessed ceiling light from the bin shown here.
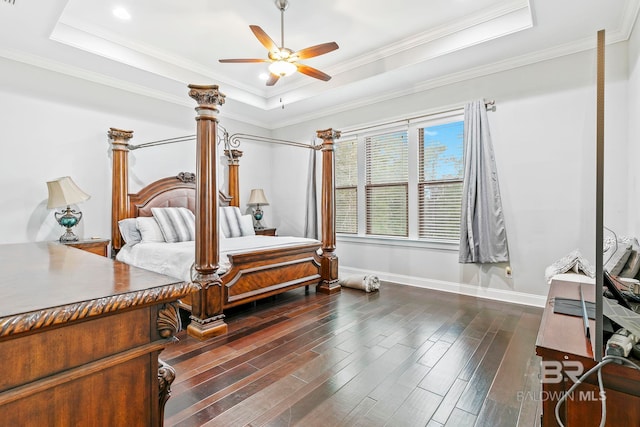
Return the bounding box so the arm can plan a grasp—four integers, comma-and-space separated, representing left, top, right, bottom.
258, 73, 269, 81
113, 7, 131, 20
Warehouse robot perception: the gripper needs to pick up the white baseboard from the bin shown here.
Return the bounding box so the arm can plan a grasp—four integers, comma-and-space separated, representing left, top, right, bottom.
339, 266, 547, 308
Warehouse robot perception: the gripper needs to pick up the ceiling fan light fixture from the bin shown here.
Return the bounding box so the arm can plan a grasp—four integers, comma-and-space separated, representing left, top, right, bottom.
269, 60, 297, 77
218, 0, 337, 86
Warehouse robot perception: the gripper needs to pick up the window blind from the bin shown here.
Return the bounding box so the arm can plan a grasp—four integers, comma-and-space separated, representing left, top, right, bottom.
365, 131, 408, 237
335, 138, 358, 233
418, 121, 464, 241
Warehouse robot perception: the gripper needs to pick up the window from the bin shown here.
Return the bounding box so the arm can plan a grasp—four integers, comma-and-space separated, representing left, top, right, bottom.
335, 138, 358, 233
336, 112, 465, 244
365, 131, 408, 236
418, 121, 464, 241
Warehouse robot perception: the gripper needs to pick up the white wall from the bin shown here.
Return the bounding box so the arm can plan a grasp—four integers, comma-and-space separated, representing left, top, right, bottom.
629, 17, 640, 237
0, 57, 268, 244
271, 44, 630, 304
1, 38, 633, 306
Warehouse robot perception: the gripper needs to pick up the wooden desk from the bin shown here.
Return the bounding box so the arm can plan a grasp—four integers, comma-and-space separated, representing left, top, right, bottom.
536, 279, 640, 426
0, 242, 198, 426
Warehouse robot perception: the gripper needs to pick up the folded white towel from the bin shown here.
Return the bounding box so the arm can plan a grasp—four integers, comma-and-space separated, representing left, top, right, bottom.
338, 274, 380, 292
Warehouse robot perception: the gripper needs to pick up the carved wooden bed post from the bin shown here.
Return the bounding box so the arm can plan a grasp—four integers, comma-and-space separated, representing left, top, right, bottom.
108, 127, 133, 254
224, 149, 243, 207
187, 84, 228, 340
317, 128, 341, 294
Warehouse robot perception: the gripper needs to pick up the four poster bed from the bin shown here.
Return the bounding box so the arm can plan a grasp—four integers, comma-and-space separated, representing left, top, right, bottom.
108, 84, 341, 340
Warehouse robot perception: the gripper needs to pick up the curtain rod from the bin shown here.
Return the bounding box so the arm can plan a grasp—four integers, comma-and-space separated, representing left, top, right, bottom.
126, 101, 495, 150
343, 100, 495, 135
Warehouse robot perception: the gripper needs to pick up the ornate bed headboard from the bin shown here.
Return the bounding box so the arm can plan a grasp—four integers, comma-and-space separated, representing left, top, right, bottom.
129, 173, 196, 217
113, 172, 232, 250
128, 172, 232, 218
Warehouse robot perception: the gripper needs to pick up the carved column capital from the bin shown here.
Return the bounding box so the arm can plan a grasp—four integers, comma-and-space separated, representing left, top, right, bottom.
108, 128, 133, 150
224, 149, 243, 165
317, 128, 341, 144
188, 84, 226, 118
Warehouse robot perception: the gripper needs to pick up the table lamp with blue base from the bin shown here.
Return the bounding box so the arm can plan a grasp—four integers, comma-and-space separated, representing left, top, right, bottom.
248, 188, 269, 230
46, 176, 91, 242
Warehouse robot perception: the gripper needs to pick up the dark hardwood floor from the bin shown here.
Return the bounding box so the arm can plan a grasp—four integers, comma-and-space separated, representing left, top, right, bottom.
162, 282, 543, 427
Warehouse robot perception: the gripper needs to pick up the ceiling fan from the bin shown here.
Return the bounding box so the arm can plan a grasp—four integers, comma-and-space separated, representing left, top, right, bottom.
219, 0, 339, 86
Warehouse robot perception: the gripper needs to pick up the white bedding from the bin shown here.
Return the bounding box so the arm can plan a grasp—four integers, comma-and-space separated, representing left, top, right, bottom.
116, 235, 319, 282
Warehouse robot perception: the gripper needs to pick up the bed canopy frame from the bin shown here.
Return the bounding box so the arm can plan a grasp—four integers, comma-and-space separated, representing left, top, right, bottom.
108, 84, 341, 340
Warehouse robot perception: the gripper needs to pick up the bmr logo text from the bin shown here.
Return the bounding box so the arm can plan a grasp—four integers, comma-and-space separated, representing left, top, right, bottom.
540, 360, 583, 384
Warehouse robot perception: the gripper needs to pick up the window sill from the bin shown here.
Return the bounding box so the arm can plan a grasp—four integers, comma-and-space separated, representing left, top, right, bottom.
336, 234, 459, 251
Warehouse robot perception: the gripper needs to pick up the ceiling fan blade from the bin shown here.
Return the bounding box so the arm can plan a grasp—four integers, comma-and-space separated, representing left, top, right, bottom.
266, 73, 280, 86
296, 64, 331, 81
294, 42, 339, 60
219, 58, 269, 63
250, 25, 279, 52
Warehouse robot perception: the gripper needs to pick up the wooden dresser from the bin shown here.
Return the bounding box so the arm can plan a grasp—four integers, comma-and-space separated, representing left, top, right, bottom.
0, 242, 198, 426
536, 279, 640, 426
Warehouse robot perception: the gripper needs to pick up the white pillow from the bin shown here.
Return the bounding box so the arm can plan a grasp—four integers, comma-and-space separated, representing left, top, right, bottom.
220, 206, 243, 238
151, 207, 196, 243
219, 208, 230, 238
136, 217, 165, 243
118, 218, 141, 245
239, 214, 255, 236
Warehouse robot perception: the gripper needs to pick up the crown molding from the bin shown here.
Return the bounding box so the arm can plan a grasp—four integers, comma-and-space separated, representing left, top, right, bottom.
0, 46, 193, 106
0, 45, 276, 129
52, 1, 531, 108
619, 0, 640, 40
265, 0, 532, 99
51, 21, 269, 100
1, 0, 637, 132
267, 34, 630, 129
0, 32, 629, 132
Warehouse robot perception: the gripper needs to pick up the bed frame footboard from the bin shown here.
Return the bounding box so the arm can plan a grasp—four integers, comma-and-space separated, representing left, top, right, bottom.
180, 243, 322, 313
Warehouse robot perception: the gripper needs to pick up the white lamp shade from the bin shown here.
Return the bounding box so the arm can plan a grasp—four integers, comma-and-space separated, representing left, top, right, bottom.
248, 189, 269, 206
46, 177, 91, 209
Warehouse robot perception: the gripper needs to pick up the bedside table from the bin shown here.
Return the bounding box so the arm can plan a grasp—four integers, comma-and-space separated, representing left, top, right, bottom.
254, 228, 277, 236
62, 238, 110, 257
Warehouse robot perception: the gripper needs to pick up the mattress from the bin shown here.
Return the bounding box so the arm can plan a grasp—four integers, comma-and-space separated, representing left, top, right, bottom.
116, 235, 319, 282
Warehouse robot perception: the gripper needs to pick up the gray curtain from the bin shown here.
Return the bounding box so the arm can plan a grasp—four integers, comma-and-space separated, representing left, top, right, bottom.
459, 100, 509, 263
304, 140, 318, 239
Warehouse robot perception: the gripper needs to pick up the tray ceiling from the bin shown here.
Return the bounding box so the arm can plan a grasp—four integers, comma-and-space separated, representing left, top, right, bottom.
0, 0, 637, 128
